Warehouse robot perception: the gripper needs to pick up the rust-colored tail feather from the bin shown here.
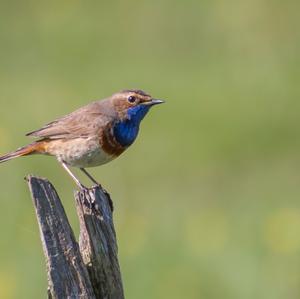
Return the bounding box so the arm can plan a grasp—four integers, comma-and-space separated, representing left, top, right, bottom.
0, 142, 44, 163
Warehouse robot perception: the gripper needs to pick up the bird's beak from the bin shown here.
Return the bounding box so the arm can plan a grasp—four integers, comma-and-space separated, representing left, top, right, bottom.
143, 98, 165, 106
151, 98, 165, 105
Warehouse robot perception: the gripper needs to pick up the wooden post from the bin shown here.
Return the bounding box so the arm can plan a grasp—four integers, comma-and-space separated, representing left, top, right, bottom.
26, 175, 124, 299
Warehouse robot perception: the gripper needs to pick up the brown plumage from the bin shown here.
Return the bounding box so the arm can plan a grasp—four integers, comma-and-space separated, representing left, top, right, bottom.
0, 89, 164, 188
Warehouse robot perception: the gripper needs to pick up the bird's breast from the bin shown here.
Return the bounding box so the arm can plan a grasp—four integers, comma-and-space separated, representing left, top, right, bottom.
113, 119, 139, 147
99, 124, 127, 157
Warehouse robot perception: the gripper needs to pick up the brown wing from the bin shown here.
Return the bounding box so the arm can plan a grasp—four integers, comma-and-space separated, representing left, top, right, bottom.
26, 100, 115, 140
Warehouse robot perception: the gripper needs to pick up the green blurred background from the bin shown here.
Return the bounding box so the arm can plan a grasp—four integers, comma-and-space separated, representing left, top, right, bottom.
0, 0, 299, 298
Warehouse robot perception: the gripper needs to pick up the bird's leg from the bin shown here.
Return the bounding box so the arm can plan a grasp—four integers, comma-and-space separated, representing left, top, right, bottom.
80, 168, 114, 211
80, 168, 101, 187
60, 161, 86, 189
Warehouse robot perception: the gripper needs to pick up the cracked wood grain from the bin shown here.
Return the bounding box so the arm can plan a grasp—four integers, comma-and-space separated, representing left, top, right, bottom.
26, 176, 124, 299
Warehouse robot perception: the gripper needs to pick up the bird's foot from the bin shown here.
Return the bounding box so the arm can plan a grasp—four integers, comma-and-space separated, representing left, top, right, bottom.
83, 183, 114, 212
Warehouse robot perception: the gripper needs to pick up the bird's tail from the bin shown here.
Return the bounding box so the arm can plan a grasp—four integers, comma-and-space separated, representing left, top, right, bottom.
0, 142, 46, 163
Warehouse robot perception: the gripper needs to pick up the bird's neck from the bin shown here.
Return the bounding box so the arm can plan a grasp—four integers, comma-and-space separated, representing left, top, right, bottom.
113, 105, 150, 147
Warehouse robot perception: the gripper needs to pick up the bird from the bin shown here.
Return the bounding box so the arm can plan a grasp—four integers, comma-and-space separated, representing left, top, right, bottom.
0, 89, 164, 189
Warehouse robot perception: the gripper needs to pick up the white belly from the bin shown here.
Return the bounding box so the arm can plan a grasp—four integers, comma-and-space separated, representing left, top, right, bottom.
48, 138, 115, 168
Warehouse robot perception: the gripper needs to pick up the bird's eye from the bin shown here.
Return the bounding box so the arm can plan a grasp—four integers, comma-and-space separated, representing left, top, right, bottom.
128, 96, 136, 103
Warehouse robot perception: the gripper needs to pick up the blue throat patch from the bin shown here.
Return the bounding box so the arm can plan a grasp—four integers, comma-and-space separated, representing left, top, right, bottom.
114, 105, 151, 147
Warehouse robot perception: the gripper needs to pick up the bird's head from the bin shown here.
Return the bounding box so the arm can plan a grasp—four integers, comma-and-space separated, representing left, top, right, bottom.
110, 89, 164, 147
111, 89, 164, 122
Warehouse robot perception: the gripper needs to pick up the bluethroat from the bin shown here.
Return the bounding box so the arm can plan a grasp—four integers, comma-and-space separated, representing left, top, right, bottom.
0, 90, 164, 188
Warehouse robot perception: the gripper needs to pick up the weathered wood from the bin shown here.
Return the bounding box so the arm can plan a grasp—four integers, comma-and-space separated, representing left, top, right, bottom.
75, 188, 124, 299
26, 175, 124, 299
27, 176, 96, 299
